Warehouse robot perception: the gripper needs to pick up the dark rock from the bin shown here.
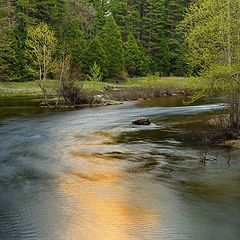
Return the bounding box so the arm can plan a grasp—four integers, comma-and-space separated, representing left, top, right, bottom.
132, 117, 151, 125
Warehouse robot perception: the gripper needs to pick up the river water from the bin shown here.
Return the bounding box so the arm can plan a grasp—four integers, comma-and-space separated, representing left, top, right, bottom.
0, 97, 239, 240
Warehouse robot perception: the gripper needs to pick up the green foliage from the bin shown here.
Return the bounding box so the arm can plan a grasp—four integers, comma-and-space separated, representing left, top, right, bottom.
87, 62, 103, 82
100, 15, 124, 78
0, 0, 192, 82
63, 21, 86, 80
26, 22, 57, 105
0, 1, 13, 81
65, 0, 95, 34
109, 0, 190, 76
143, 73, 160, 87
83, 37, 108, 78
65, 21, 86, 67
182, 0, 240, 128
124, 34, 148, 77
163, 0, 190, 75
89, 0, 108, 31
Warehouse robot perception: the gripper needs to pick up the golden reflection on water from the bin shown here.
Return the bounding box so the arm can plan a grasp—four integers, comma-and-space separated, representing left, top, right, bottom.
56, 130, 159, 240
58, 176, 158, 240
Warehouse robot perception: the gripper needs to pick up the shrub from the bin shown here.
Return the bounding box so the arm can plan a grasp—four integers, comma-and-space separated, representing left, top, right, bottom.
87, 63, 103, 82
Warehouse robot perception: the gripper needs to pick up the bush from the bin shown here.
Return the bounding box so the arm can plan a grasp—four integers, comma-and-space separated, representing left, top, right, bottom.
116, 70, 128, 83
143, 73, 160, 87
60, 80, 84, 106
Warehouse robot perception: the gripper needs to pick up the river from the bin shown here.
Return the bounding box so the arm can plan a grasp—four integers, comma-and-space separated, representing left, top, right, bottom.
0, 97, 239, 240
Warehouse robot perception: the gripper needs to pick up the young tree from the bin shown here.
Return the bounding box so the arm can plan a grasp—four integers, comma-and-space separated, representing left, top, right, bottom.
182, 0, 240, 129
87, 62, 103, 82
26, 22, 57, 106
100, 15, 124, 78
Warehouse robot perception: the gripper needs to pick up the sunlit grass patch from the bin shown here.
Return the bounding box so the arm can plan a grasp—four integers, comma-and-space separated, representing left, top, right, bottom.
0, 77, 191, 98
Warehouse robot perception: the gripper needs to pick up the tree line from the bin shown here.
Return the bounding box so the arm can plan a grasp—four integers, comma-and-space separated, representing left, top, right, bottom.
0, 0, 191, 82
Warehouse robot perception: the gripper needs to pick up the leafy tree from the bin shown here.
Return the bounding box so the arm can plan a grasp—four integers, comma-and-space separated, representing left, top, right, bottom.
124, 34, 148, 76
182, 0, 240, 128
26, 23, 57, 106
83, 36, 108, 78
100, 15, 124, 78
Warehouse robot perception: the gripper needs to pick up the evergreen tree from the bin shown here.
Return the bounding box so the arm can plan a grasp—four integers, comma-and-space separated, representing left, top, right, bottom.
149, 36, 171, 75
65, 0, 96, 35
83, 37, 108, 78
109, 0, 146, 41
162, 0, 190, 75
124, 34, 148, 76
65, 21, 86, 69
0, 0, 192, 81
31, 0, 66, 27
143, 0, 171, 75
0, 0, 13, 81
89, 0, 109, 32
0, 0, 21, 81
100, 15, 124, 78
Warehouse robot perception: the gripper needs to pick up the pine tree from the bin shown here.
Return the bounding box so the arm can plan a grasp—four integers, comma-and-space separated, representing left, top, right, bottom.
109, 0, 146, 41
143, 0, 171, 75
124, 34, 148, 76
65, 21, 86, 68
100, 15, 124, 78
31, 0, 66, 27
65, 0, 96, 36
162, 0, 190, 75
89, 0, 109, 33
83, 37, 108, 78
0, 0, 15, 81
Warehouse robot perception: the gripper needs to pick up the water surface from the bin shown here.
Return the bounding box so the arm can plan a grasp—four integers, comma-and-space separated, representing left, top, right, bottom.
0, 97, 239, 240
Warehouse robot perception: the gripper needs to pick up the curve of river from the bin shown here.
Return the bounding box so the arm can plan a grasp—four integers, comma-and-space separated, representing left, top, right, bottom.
0, 97, 239, 240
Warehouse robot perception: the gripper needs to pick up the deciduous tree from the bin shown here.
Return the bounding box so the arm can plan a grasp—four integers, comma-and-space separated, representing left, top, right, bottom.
26, 22, 57, 106
182, 0, 240, 128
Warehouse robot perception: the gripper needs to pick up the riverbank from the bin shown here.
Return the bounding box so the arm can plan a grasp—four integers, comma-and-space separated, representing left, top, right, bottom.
0, 77, 191, 98
3, 78, 240, 147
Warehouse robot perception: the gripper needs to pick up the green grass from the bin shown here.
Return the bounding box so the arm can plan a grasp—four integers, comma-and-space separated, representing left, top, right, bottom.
0, 80, 55, 97
0, 77, 191, 98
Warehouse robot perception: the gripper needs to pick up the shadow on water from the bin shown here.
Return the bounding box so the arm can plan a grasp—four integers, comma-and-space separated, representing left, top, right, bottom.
0, 96, 239, 240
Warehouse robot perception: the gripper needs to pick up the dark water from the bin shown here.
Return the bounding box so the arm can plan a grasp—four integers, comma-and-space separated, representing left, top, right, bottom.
0, 97, 239, 240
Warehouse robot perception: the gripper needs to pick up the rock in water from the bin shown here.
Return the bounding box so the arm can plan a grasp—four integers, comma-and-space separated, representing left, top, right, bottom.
132, 117, 151, 125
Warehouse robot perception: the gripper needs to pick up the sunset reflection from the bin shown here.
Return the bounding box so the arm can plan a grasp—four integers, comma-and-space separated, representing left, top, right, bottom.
58, 176, 158, 240
55, 129, 159, 239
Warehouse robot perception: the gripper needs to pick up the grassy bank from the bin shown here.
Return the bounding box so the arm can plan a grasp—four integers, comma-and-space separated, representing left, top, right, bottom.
0, 77, 191, 98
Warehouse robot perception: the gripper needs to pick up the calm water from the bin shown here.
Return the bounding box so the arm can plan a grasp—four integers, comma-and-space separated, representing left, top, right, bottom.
0, 97, 239, 240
